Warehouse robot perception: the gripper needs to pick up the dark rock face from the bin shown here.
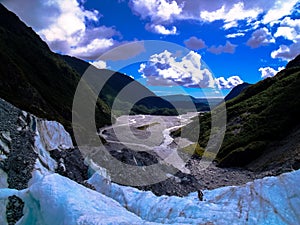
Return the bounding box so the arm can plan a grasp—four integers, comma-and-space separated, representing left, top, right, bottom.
50, 147, 89, 184
139, 170, 202, 197
87, 143, 203, 197
0, 99, 38, 224
109, 147, 159, 166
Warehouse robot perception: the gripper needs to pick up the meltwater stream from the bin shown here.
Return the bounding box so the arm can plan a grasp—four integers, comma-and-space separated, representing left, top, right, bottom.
99, 112, 198, 173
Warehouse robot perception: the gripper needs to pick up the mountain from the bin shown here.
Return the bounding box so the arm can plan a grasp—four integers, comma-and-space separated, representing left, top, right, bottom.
0, 3, 112, 140
225, 82, 251, 102
160, 94, 225, 112
0, 3, 178, 141
60, 55, 178, 116
175, 55, 300, 170
160, 94, 209, 112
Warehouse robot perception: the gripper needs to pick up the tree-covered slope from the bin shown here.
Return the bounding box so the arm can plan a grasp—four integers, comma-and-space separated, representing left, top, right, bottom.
0, 4, 112, 138
177, 56, 300, 168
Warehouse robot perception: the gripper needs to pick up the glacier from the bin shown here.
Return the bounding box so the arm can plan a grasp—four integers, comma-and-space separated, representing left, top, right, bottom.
0, 166, 299, 224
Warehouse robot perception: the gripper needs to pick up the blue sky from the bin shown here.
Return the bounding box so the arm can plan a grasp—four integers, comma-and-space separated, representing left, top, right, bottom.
3, 0, 300, 97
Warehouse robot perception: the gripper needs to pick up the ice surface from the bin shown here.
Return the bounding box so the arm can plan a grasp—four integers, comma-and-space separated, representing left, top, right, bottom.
34, 127, 57, 172
33, 118, 74, 172
1, 168, 299, 225
15, 173, 156, 225
89, 169, 300, 224
37, 119, 73, 150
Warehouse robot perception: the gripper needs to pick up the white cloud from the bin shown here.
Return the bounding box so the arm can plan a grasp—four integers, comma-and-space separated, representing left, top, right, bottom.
184, 36, 206, 50
130, 0, 182, 35
146, 24, 177, 35
280, 16, 300, 28
91, 60, 107, 69
226, 33, 245, 38
2, 0, 144, 61
208, 41, 237, 55
259, 66, 284, 79
130, 0, 183, 23
274, 17, 300, 41
215, 76, 244, 89
262, 0, 299, 24
138, 50, 216, 88
274, 27, 298, 40
200, 2, 262, 30
271, 17, 300, 61
69, 38, 114, 60
246, 28, 275, 48
271, 41, 300, 61
128, 0, 299, 37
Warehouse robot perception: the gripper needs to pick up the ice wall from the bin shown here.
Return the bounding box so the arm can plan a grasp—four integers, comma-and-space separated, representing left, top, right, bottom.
89, 169, 300, 224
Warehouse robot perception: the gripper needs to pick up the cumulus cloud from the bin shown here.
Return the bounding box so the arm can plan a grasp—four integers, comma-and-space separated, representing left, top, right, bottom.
271, 42, 300, 61
200, 2, 262, 30
215, 76, 244, 89
2, 0, 144, 61
259, 66, 284, 79
184, 36, 206, 50
138, 50, 216, 88
246, 28, 275, 48
271, 17, 300, 61
208, 41, 237, 55
146, 24, 177, 35
274, 17, 300, 41
68, 38, 115, 60
129, 0, 182, 35
91, 60, 107, 69
262, 0, 299, 24
128, 0, 298, 37
130, 0, 183, 23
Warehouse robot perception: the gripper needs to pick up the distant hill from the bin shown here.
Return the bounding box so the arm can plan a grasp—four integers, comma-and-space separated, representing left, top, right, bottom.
161, 94, 209, 112
160, 94, 224, 112
60, 55, 178, 116
225, 83, 251, 102
175, 54, 300, 170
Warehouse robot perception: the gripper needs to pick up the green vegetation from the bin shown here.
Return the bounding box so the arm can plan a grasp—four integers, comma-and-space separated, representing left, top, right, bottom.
176, 59, 300, 167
